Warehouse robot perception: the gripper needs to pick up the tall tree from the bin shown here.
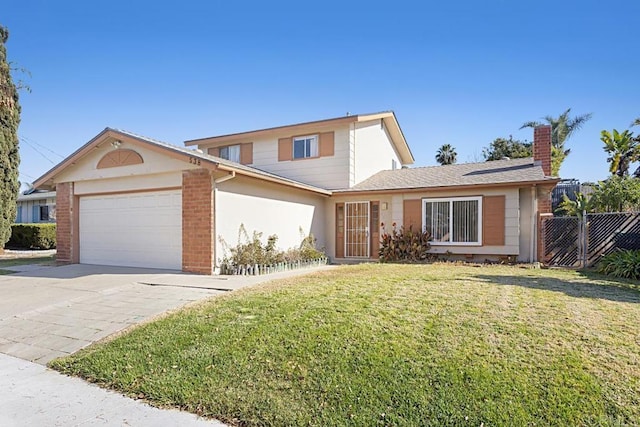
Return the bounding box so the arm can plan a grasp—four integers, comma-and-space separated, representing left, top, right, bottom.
520, 108, 592, 176
0, 26, 21, 249
435, 144, 457, 165
482, 136, 532, 161
601, 129, 639, 177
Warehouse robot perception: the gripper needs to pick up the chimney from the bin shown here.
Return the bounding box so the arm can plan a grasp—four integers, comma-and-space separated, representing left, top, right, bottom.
533, 125, 552, 176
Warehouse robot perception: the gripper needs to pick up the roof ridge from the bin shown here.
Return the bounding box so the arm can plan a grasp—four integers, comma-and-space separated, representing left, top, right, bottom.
402, 157, 533, 172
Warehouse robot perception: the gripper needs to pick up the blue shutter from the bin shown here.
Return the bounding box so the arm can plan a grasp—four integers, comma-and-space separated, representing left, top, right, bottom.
16, 206, 22, 223
32, 205, 40, 223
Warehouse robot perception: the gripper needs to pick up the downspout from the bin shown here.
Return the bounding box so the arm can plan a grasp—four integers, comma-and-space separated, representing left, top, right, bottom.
213, 171, 236, 273
530, 184, 537, 262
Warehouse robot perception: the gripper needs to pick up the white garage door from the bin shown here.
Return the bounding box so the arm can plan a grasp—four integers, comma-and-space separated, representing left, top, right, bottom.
79, 190, 182, 270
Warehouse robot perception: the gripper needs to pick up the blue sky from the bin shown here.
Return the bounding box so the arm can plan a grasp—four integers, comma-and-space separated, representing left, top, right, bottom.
3, 0, 639, 187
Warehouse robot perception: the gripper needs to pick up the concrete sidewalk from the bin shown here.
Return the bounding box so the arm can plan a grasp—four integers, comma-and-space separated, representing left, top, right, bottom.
0, 353, 223, 426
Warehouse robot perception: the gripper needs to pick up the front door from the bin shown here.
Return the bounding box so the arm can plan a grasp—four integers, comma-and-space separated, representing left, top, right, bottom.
345, 202, 369, 257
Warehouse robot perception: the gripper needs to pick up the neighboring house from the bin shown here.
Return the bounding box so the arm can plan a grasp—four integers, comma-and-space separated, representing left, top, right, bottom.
15, 190, 56, 223
33, 112, 558, 274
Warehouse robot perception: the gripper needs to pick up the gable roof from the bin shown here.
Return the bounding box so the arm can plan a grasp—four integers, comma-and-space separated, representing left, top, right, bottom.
183, 111, 415, 165
334, 157, 560, 194
33, 128, 331, 196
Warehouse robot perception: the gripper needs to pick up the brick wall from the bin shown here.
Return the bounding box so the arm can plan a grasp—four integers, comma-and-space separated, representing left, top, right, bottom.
533, 125, 552, 177
182, 169, 214, 274
56, 182, 72, 263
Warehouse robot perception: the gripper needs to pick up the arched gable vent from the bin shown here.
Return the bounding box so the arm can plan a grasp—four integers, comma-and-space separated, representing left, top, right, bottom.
97, 149, 144, 169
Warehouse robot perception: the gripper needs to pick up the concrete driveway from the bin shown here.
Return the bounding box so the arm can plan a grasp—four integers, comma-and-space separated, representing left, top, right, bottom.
0, 264, 238, 365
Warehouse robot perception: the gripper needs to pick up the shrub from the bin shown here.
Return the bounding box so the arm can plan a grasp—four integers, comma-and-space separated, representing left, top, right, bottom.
379, 223, 431, 262
8, 223, 57, 249
596, 250, 640, 280
218, 225, 326, 272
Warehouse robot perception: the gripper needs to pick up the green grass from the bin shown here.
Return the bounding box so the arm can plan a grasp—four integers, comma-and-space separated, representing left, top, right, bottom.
50, 264, 640, 426
0, 255, 56, 268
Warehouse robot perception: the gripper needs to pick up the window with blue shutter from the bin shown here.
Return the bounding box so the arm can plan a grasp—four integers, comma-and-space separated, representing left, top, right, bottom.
16, 206, 22, 223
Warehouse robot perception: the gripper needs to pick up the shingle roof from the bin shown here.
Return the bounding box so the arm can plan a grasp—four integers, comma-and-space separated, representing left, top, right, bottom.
335, 157, 557, 193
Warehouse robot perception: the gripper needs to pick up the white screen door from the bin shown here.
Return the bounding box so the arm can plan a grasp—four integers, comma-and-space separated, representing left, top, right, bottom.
345, 202, 369, 257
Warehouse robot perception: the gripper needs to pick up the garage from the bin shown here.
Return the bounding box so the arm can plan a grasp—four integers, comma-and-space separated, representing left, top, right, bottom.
79, 190, 182, 270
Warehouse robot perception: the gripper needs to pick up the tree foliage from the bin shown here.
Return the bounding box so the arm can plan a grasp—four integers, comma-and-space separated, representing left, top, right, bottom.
435, 143, 457, 165
520, 108, 592, 176
556, 192, 590, 217
0, 26, 21, 248
600, 129, 639, 177
588, 176, 640, 213
482, 136, 532, 161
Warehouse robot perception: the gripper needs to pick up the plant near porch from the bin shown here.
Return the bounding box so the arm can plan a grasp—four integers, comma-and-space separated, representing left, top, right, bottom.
218, 224, 327, 275
379, 223, 431, 262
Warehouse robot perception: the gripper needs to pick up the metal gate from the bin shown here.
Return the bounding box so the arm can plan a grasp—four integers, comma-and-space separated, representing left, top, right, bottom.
543, 212, 640, 267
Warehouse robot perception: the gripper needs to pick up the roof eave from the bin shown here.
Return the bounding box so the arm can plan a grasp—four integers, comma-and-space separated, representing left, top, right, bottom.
184, 115, 361, 146
333, 178, 561, 196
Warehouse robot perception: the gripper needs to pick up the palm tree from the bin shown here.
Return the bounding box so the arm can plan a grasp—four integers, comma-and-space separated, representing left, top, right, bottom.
601, 129, 639, 177
520, 108, 592, 176
631, 117, 640, 127
435, 144, 457, 165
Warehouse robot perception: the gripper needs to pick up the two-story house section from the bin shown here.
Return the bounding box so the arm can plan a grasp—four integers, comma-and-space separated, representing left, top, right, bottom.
35, 111, 558, 274
183, 112, 414, 190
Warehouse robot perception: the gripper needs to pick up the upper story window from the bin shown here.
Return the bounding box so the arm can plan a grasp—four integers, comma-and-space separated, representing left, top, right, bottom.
219, 145, 241, 163
423, 196, 482, 245
392, 159, 398, 170
293, 135, 319, 159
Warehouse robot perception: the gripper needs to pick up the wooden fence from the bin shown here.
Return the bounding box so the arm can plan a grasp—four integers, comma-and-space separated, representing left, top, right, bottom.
542, 212, 640, 267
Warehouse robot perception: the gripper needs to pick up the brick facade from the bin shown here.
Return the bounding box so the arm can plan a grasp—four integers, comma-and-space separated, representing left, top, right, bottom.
533, 125, 552, 177
55, 182, 73, 263
182, 169, 214, 274
533, 125, 554, 261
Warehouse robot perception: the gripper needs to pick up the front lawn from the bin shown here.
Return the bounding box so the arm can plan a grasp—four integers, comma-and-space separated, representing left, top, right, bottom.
51, 264, 640, 426
0, 254, 56, 274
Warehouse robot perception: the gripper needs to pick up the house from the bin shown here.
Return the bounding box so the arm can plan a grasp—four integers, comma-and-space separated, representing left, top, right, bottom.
15, 190, 56, 223
33, 112, 558, 273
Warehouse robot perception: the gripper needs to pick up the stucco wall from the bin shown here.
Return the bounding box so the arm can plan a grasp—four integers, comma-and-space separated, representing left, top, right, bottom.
55, 141, 198, 185
215, 176, 327, 267
353, 120, 402, 185
73, 172, 182, 195
518, 187, 534, 262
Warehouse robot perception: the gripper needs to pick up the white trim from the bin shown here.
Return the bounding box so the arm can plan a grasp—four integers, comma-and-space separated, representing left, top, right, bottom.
292, 134, 319, 159
422, 196, 482, 246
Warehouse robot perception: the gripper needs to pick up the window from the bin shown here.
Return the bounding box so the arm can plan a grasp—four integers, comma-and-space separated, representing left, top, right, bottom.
39, 205, 49, 222
392, 159, 398, 170
219, 145, 241, 163
422, 196, 482, 245
293, 135, 318, 159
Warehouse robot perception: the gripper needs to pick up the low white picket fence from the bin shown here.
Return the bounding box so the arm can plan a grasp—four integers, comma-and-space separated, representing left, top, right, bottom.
219, 257, 329, 276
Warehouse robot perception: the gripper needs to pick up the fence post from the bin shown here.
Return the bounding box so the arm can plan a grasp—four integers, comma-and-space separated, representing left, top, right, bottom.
578, 210, 589, 268
582, 211, 588, 268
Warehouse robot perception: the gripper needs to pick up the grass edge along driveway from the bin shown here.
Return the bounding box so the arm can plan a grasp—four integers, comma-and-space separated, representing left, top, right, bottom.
51, 264, 640, 426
